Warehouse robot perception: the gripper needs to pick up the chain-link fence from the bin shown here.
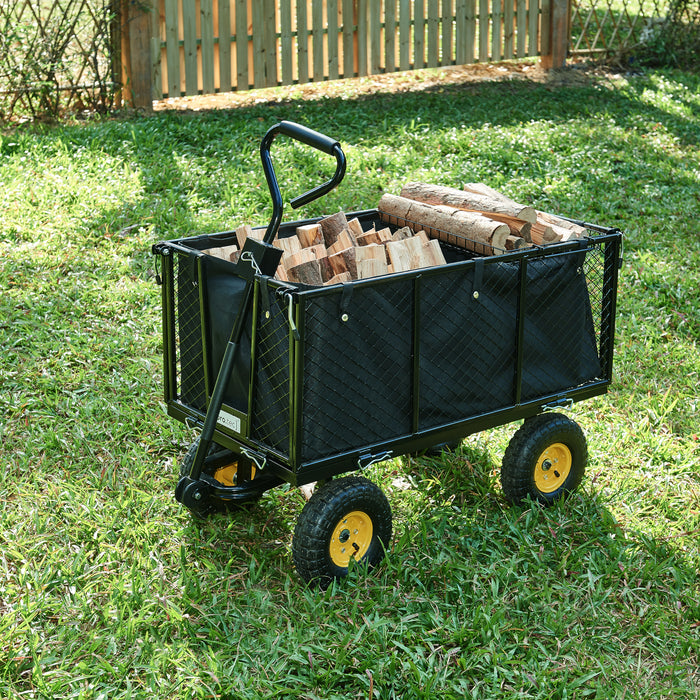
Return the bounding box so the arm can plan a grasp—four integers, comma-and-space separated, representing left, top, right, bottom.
0, 0, 119, 121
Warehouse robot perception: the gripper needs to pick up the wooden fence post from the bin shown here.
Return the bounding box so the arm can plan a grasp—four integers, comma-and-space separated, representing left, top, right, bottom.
541, 0, 569, 69
121, 0, 155, 109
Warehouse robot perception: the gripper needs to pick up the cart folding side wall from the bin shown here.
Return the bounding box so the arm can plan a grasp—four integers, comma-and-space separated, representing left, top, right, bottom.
153, 122, 623, 587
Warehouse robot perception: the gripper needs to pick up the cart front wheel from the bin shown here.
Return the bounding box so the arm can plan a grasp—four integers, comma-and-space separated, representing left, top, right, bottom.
292, 476, 392, 588
501, 413, 587, 506
179, 439, 265, 515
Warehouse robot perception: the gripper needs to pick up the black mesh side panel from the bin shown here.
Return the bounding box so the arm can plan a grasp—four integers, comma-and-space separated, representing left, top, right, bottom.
584, 241, 606, 357
176, 253, 207, 411
520, 250, 602, 401
250, 292, 291, 457
418, 262, 519, 429
301, 280, 414, 461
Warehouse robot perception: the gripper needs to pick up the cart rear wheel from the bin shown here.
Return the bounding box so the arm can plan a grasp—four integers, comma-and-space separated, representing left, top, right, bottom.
501, 413, 587, 506
292, 476, 392, 588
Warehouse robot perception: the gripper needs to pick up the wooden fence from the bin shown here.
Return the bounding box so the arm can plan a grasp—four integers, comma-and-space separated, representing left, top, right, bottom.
122, 0, 569, 107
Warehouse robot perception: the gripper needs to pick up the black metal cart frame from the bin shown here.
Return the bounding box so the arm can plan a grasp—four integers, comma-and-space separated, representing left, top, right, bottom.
152, 121, 622, 585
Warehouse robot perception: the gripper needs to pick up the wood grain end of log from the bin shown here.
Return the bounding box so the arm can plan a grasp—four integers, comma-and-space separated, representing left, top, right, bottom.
296, 223, 324, 248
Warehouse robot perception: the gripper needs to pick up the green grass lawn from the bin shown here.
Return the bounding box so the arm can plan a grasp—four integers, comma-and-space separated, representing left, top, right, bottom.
1, 64, 698, 699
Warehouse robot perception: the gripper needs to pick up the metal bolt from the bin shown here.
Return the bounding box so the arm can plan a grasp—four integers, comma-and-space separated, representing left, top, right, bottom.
193, 492, 202, 501
541, 459, 552, 471
473, 291, 480, 300
341, 313, 349, 322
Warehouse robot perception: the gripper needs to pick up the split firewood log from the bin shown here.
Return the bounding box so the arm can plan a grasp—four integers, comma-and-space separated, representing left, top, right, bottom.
536, 211, 587, 238
319, 211, 351, 247
327, 230, 355, 256
287, 258, 323, 285
296, 223, 323, 248
347, 217, 364, 239
235, 223, 264, 248
355, 244, 389, 279
274, 235, 302, 256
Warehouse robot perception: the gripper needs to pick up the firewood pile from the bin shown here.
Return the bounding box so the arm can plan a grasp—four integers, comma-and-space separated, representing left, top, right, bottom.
203, 183, 587, 286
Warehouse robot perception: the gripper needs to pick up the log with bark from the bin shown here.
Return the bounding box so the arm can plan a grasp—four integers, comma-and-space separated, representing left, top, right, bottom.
402, 181, 537, 223
378, 193, 511, 255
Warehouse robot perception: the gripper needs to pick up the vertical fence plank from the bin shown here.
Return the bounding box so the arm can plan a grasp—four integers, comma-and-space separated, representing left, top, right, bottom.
455, 0, 466, 64
219, 0, 232, 91
414, 0, 425, 68
427, 0, 438, 68
201, 0, 215, 93
183, 0, 198, 94
516, 0, 526, 56
342, 0, 354, 77
441, 0, 453, 64
151, 0, 162, 100
504, 0, 513, 58
528, 0, 539, 55
492, 0, 502, 61
297, 0, 309, 83
462, 0, 476, 64
478, 0, 489, 60
356, 0, 368, 76
540, 0, 551, 59
312, 0, 324, 81
385, 0, 396, 73
399, 0, 411, 70
235, 0, 248, 89
263, 0, 277, 85
164, 0, 180, 95
280, 0, 294, 83
369, 0, 382, 75
327, 0, 339, 79
252, 0, 264, 87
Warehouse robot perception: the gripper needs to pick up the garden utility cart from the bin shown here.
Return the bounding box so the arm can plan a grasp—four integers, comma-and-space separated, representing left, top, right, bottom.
153, 121, 623, 587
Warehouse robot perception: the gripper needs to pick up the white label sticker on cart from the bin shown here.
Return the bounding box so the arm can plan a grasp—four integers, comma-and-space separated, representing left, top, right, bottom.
217, 409, 241, 434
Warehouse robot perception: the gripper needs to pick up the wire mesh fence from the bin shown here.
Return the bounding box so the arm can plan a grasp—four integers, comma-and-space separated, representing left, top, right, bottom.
0, 0, 119, 121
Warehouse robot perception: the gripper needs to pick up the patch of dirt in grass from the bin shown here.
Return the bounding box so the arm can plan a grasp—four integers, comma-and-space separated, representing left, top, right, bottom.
152, 59, 611, 114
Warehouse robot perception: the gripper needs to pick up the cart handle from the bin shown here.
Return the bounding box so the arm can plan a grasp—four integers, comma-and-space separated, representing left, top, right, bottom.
260, 120, 346, 244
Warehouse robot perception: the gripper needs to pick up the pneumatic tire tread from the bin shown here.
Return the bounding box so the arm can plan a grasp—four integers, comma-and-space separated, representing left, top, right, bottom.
292, 476, 392, 589
501, 412, 587, 506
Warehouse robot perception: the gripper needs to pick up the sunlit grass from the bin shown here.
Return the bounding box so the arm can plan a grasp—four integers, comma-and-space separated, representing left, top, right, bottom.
0, 65, 698, 699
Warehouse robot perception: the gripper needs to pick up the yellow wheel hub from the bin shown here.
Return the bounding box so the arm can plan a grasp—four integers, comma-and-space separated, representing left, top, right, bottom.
329, 511, 373, 567
213, 462, 255, 488
534, 443, 572, 493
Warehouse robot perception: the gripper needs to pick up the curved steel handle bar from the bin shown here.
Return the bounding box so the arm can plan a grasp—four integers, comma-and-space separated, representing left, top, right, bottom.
260, 120, 347, 245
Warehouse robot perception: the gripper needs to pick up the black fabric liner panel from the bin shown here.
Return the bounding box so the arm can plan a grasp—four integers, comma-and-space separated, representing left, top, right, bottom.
300, 278, 415, 461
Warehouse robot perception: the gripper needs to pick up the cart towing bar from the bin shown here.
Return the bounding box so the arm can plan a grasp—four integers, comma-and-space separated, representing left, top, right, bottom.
176, 122, 347, 506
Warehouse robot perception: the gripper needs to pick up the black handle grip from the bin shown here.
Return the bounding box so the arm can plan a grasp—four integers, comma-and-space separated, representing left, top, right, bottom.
259, 121, 346, 244
272, 120, 340, 155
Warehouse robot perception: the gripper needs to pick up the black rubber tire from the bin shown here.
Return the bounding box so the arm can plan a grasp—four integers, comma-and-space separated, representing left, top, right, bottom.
292, 476, 392, 588
501, 412, 587, 506
179, 439, 264, 514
